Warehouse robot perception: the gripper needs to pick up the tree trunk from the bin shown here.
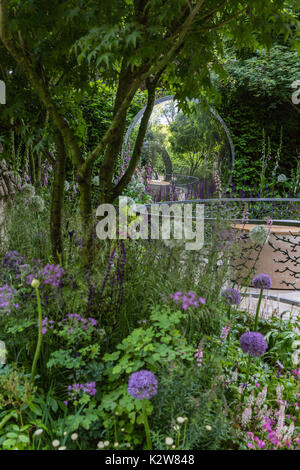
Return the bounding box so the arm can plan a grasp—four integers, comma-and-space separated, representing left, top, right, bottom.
50, 131, 66, 263
78, 170, 93, 266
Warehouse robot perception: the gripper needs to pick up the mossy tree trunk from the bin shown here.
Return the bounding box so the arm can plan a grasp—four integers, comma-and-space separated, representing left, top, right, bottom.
50, 131, 66, 263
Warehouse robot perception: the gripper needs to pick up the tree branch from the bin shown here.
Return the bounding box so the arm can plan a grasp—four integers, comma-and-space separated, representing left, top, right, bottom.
192, 6, 249, 33
112, 75, 159, 199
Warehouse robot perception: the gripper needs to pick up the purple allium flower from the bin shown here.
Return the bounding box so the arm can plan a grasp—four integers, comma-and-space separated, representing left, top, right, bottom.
221, 287, 241, 305
239, 332, 268, 357
128, 370, 158, 400
252, 274, 272, 289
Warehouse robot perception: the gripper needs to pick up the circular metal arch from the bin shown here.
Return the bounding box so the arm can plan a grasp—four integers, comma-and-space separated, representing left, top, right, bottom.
122, 94, 235, 191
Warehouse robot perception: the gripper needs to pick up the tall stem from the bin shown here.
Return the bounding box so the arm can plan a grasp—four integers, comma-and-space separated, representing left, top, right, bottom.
245, 354, 252, 385
31, 286, 43, 381
141, 399, 152, 450
254, 288, 263, 331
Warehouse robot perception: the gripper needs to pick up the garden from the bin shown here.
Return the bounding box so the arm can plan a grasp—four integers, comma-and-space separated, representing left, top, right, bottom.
0, 0, 299, 454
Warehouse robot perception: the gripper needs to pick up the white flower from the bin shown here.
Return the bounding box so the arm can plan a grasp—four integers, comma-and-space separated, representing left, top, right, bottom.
52, 439, 60, 447
277, 174, 287, 183
97, 441, 104, 449
249, 225, 269, 246
231, 369, 238, 382
114, 442, 119, 447
256, 385, 268, 408
241, 406, 252, 429
284, 421, 295, 440
205, 425, 212, 431
21, 183, 35, 198
176, 416, 185, 424
71, 433, 78, 441
276, 384, 283, 400
29, 195, 45, 213
292, 350, 299, 366
58, 446, 66, 450
248, 391, 255, 406
104, 440, 109, 447
64, 180, 70, 191
165, 437, 174, 445
33, 429, 43, 437
276, 403, 286, 439
92, 176, 100, 186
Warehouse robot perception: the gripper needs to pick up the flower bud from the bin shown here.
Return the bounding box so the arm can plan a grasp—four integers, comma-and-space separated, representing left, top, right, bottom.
31, 278, 40, 288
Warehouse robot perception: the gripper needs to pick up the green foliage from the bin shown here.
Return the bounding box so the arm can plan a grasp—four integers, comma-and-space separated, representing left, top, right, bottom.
98, 305, 195, 445
217, 44, 300, 188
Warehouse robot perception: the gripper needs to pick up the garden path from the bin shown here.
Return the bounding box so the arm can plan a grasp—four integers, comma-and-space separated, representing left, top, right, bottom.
242, 287, 300, 319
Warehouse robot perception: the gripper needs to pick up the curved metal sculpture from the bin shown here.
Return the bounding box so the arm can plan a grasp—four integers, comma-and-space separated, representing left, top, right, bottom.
141, 140, 173, 178
122, 95, 235, 191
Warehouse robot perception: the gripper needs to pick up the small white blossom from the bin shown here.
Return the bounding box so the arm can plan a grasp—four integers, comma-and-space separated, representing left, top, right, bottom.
241, 406, 252, 429
176, 416, 185, 424
205, 425, 212, 431
71, 433, 78, 441
165, 437, 174, 445
277, 174, 287, 183
52, 440, 60, 447
33, 429, 43, 437
97, 441, 104, 449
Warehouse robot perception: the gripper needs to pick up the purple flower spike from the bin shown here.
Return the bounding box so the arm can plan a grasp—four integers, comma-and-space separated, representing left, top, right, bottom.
252, 274, 272, 289
239, 332, 268, 357
128, 370, 158, 400
221, 287, 241, 305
